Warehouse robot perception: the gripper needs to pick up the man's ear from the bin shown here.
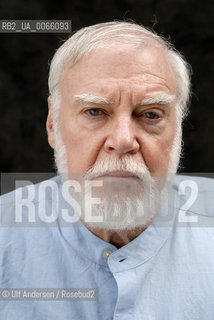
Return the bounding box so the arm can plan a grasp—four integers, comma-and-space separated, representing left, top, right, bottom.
46, 96, 55, 149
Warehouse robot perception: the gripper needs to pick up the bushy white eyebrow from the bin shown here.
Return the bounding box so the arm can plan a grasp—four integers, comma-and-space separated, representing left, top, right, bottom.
73, 93, 175, 107
73, 94, 113, 105
138, 94, 175, 106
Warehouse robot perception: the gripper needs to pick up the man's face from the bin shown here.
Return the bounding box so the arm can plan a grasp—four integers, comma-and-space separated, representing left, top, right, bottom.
47, 42, 178, 230
50, 43, 177, 176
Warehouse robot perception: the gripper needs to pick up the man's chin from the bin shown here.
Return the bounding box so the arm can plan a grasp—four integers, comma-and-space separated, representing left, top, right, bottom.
81, 216, 155, 231
79, 197, 157, 231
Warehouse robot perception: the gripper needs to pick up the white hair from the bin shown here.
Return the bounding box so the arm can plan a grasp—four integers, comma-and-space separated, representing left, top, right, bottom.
48, 21, 191, 123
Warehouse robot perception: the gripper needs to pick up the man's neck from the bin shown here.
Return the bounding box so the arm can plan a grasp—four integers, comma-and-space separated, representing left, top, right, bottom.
86, 225, 150, 248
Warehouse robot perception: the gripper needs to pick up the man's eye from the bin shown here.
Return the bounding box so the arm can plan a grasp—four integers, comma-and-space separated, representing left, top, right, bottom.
143, 112, 159, 119
85, 109, 103, 116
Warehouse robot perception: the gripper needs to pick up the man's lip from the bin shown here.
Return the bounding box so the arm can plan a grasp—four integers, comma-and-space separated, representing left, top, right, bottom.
99, 171, 139, 179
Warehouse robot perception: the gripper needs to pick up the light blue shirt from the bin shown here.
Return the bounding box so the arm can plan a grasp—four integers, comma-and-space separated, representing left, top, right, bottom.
0, 175, 214, 319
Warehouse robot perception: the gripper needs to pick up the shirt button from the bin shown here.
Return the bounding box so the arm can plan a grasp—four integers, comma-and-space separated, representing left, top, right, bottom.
102, 249, 112, 260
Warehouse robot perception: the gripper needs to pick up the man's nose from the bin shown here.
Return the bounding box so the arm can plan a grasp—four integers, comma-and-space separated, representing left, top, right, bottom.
104, 115, 140, 155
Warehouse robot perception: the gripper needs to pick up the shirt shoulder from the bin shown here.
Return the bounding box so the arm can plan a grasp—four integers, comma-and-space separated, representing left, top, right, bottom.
173, 174, 214, 221
0, 175, 62, 205
0, 175, 63, 227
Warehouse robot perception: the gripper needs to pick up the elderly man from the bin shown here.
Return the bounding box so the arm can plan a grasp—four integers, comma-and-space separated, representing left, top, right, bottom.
0, 21, 214, 320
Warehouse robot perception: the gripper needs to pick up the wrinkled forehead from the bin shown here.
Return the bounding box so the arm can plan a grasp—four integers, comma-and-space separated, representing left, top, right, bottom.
59, 41, 176, 98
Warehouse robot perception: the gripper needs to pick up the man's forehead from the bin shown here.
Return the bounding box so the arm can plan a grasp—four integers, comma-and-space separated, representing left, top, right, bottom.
61, 41, 172, 77
59, 42, 176, 100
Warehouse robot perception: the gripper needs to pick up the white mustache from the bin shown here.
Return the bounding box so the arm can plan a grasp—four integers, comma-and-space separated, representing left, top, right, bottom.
84, 156, 151, 181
